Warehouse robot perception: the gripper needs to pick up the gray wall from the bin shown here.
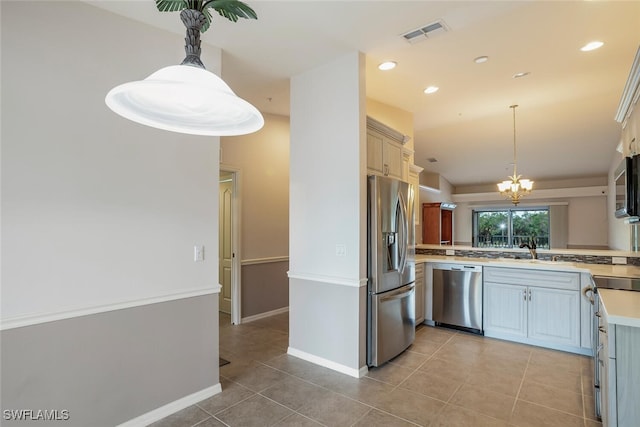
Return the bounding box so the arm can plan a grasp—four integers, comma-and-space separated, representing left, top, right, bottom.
1, 295, 218, 427
241, 260, 289, 317
2, 2, 221, 424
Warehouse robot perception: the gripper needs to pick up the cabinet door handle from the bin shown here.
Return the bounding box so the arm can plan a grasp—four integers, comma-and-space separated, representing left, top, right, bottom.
599, 326, 607, 334
523, 289, 527, 301
528, 289, 532, 301
383, 164, 389, 176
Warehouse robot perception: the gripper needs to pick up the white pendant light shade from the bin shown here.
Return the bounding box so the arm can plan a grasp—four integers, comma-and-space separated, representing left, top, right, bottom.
105, 64, 264, 136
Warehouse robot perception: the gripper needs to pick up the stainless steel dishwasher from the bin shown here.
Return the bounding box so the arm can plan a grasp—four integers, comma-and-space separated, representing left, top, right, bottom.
432, 263, 483, 334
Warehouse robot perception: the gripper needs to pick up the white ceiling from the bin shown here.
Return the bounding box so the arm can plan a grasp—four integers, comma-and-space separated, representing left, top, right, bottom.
90, 0, 640, 187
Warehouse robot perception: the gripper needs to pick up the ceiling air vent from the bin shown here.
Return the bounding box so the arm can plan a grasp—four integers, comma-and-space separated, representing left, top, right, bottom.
402, 20, 449, 44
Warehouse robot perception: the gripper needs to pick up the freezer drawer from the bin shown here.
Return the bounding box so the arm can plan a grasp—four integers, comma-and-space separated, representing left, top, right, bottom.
368, 283, 415, 367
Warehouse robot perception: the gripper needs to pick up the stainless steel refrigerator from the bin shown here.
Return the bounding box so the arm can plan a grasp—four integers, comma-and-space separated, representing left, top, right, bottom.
367, 175, 416, 367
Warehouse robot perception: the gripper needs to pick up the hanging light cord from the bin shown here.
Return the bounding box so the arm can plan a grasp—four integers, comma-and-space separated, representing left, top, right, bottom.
511, 104, 518, 178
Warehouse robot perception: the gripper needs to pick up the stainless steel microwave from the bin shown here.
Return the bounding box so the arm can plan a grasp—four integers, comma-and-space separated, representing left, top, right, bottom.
614, 155, 637, 218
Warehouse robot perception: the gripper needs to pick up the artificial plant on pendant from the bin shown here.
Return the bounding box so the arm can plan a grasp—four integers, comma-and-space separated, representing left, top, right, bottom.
155, 0, 258, 67
156, 0, 258, 33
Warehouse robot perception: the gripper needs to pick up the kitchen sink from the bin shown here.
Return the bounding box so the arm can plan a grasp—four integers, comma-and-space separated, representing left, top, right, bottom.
492, 258, 576, 266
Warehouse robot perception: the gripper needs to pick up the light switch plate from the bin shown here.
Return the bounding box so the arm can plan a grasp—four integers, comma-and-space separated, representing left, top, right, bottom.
612, 256, 627, 265
445, 249, 455, 256
335, 244, 346, 257
194, 245, 205, 262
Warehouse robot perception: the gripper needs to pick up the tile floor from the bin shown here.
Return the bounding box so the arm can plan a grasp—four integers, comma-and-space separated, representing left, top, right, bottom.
151, 312, 602, 427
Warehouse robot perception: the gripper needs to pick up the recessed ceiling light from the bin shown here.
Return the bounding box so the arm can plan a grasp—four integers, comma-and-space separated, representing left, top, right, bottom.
474, 56, 489, 64
513, 71, 531, 79
378, 61, 397, 71
581, 41, 604, 52
424, 86, 439, 94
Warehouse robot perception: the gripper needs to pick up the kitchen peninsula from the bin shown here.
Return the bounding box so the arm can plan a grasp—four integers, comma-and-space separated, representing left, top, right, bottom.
416, 243, 640, 354
416, 244, 640, 427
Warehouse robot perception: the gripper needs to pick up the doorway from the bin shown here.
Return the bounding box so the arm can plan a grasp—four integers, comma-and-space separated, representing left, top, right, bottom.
219, 168, 241, 325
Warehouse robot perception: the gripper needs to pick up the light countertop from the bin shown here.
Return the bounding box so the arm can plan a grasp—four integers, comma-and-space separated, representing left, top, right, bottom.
416, 254, 640, 327
415, 254, 640, 279
416, 244, 640, 259
598, 288, 640, 327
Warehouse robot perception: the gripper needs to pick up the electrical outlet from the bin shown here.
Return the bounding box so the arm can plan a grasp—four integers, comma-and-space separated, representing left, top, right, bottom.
194, 245, 205, 262
445, 249, 455, 256
612, 256, 627, 265
335, 244, 346, 257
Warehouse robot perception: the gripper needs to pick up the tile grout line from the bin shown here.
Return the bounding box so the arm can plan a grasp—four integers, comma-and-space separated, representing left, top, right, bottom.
217, 319, 593, 427
510, 349, 532, 417
390, 332, 454, 392
347, 407, 373, 427
257, 354, 427, 426
517, 398, 589, 421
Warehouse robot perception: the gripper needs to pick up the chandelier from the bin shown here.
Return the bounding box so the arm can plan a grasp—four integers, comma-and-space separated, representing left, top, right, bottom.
497, 104, 533, 205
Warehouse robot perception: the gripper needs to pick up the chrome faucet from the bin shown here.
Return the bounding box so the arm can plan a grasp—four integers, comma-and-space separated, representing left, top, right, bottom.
519, 238, 537, 259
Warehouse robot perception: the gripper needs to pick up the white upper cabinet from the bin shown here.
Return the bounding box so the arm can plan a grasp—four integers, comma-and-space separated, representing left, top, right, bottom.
366, 116, 410, 180
616, 47, 639, 156
367, 128, 403, 179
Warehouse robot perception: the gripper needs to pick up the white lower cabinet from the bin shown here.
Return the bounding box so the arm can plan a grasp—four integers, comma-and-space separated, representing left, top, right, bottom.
484, 282, 527, 338
598, 298, 640, 427
415, 262, 425, 324
484, 267, 581, 351
528, 286, 580, 347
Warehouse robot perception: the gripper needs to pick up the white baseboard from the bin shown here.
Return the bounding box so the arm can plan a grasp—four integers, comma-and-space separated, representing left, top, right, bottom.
241, 307, 289, 324
116, 383, 222, 427
287, 347, 368, 378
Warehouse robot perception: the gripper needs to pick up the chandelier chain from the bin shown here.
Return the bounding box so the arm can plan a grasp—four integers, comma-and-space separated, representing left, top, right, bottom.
511, 104, 517, 178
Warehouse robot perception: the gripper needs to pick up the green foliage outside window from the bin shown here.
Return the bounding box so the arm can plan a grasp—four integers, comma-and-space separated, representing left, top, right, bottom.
474, 208, 549, 249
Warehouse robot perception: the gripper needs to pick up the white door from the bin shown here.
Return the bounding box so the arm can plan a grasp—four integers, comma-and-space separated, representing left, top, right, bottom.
483, 282, 527, 338
219, 174, 233, 314
528, 287, 580, 347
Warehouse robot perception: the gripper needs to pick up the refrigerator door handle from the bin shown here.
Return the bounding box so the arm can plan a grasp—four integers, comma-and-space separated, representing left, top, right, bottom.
380, 283, 415, 303
397, 191, 409, 274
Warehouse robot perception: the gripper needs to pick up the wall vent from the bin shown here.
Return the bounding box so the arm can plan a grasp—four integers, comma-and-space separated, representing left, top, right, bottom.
402, 20, 449, 44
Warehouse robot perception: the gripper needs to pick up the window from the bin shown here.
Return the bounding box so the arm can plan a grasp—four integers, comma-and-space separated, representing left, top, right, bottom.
473, 207, 550, 249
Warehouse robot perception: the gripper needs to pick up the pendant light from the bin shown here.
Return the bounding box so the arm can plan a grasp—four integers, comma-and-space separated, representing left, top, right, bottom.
105, 7, 263, 136
497, 105, 534, 205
